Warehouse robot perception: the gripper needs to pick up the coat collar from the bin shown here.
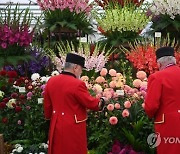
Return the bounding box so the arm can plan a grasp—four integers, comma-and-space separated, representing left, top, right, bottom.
61, 71, 76, 78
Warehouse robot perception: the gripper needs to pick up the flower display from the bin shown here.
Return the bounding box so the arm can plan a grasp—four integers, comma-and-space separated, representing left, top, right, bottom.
124, 41, 180, 74
0, 4, 34, 67
85, 69, 153, 153
95, 4, 150, 45
48, 42, 113, 73
148, 0, 180, 40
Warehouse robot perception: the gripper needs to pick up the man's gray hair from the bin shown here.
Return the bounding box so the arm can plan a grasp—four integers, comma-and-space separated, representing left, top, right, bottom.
157, 56, 176, 68
64, 62, 76, 69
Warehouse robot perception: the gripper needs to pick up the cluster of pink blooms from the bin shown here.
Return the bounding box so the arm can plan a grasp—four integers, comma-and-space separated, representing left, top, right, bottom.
81, 68, 148, 125
0, 25, 32, 49
37, 0, 92, 15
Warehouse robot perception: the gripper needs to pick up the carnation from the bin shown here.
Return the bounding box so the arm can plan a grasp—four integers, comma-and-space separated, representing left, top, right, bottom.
109, 116, 118, 125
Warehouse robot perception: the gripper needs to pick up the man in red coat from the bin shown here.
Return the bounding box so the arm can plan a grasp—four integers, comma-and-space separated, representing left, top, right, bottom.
145, 47, 180, 154
44, 53, 105, 154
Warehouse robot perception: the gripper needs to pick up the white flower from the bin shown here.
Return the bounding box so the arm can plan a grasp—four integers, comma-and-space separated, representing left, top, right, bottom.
39, 152, 45, 154
31, 73, 40, 81
41, 76, 47, 83
16, 146, 23, 153
15, 144, 21, 149
51, 70, 60, 76
6, 99, 16, 108
0, 90, 4, 98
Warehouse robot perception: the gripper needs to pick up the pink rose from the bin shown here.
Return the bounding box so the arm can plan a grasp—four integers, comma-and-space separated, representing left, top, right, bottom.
109, 116, 118, 125
109, 69, 117, 76
124, 101, 131, 108
136, 71, 147, 80
122, 109, 130, 117
114, 103, 120, 109
95, 76, 106, 83
107, 104, 114, 111
100, 68, 108, 76
133, 79, 142, 88
109, 81, 116, 88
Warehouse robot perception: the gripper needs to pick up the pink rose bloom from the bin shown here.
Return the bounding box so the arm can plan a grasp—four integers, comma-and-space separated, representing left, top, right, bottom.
142, 103, 145, 109
107, 104, 114, 111
109, 69, 117, 77
95, 76, 106, 83
122, 109, 130, 117
114, 103, 121, 109
140, 81, 147, 88
109, 116, 118, 125
133, 79, 142, 88
109, 81, 116, 88
100, 68, 108, 76
124, 101, 131, 108
17, 120, 22, 125
136, 71, 147, 80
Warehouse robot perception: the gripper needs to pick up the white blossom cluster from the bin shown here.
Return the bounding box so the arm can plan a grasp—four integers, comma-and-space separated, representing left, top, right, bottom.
150, 0, 180, 19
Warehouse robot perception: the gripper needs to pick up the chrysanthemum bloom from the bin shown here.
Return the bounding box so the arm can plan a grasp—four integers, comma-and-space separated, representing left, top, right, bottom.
93, 84, 103, 94
81, 76, 89, 82
109, 69, 117, 76
122, 109, 130, 117
100, 68, 108, 76
133, 79, 142, 88
107, 104, 114, 111
124, 101, 131, 108
95, 76, 106, 83
115, 103, 121, 109
136, 71, 147, 80
109, 81, 116, 88
109, 116, 118, 125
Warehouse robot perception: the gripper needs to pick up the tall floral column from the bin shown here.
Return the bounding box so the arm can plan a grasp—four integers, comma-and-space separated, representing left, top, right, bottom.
37, 0, 94, 50
0, 4, 33, 69
149, 0, 180, 42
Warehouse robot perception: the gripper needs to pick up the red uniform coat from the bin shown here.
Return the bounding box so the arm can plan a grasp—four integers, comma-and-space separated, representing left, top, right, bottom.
44, 72, 100, 154
145, 65, 180, 154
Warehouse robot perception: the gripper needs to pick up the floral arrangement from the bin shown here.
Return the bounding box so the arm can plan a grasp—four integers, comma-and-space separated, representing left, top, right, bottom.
37, 0, 94, 35
0, 70, 59, 145
148, 0, 180, 40
95, 4, 150, 45
47, 42, 113, 74
84, 68, 153, 153
10, 143, 48, 154
95, 0, 144, 9
4, 47, 51, 77
124, 40, 180, 74
0, 4, 33, 67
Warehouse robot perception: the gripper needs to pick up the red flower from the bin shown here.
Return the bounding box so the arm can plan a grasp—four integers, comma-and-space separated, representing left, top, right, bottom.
3, 98, 9, 103
0, 70, 7, 76
11, 92, 18, 98
0, 102, 6, 109
7, 71, 18, 78
19, 94, 25, 99
2, 117, 8, 124
8, 78, 14, 83
15, 106, 22, 112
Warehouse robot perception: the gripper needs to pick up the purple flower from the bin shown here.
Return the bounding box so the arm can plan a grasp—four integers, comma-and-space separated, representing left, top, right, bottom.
27, 92, 33, 98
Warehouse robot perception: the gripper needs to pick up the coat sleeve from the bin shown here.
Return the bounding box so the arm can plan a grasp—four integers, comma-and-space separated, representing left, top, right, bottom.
144, 74, 162, 118
75, 81, 100, 111
43, 83, 53, 120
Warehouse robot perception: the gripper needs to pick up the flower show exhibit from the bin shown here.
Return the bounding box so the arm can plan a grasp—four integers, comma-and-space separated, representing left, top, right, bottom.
0, 0, 180, 153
